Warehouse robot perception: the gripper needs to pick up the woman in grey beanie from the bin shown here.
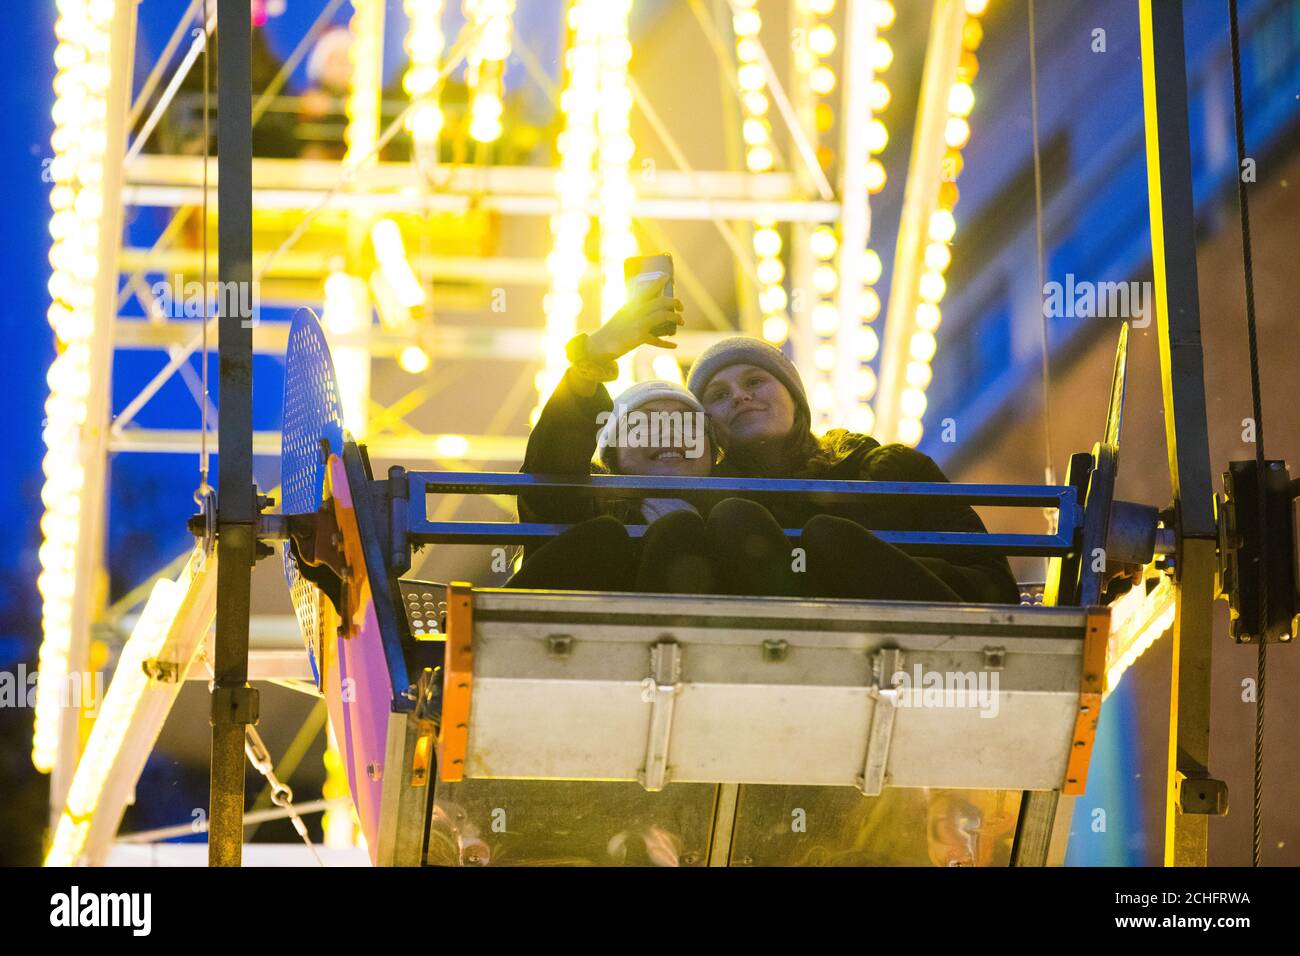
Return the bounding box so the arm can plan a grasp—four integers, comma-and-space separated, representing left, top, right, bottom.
685, 336, 1019, 604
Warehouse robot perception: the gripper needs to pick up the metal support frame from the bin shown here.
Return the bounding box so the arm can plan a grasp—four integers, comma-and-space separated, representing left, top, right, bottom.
1139, 0, 1221, 867
209, 0, 257, 868
398, 471, 1081, 555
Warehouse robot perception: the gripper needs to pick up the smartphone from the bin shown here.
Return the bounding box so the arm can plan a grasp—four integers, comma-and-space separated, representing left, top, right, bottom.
624, 254, 677, 338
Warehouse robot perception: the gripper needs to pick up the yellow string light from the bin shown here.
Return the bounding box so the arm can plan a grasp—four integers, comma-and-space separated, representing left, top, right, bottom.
896, 2, 987, 447
464, 0, 516, 144
403, 0, 446, 156
35, 0, 116, 773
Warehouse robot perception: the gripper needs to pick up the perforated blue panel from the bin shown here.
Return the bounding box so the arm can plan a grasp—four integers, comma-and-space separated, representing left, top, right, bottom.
281, 309, 346, 683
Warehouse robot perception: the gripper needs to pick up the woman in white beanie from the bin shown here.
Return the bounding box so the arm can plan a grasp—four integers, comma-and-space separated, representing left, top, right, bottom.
507, 278, 722, 593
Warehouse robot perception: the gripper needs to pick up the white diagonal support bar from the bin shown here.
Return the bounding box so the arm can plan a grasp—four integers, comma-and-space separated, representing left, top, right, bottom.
45, 549, 218, 867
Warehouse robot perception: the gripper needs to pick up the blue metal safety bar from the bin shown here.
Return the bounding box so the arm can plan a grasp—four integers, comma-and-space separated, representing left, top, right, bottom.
394, 471, 1083, 557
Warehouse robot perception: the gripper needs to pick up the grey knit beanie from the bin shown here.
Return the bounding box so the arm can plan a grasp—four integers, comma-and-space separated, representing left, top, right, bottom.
686, 336, 809, 418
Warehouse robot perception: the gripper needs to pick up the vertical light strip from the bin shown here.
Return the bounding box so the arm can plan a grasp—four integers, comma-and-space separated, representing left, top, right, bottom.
534, 0, 602, 424
802, 0, 843, 432
36, 0, 126, 775
832, 0, 893, 434
464, 0, 516, 143
897, 0, 985, 446
403, 0, 447, 159
877, 0, 984, 446
595, 0, 637, 393
322, 270, 372, 438
732, 1, 789, 347
345, 0, 384, 163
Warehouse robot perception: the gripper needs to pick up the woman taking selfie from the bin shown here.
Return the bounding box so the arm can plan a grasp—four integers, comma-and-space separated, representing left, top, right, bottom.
685, 336, 1020, 604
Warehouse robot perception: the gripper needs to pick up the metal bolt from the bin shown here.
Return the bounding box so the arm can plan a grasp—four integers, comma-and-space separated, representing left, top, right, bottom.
366, 762, 382, 781
762, 639, 789, 662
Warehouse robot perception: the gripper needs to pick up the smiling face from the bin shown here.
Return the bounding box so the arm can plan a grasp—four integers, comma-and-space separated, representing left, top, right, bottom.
698, 364, 798, 455
610, 398, 713, 477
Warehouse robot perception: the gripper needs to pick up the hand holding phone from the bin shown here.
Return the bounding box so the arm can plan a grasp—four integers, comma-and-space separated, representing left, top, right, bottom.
625, 254, 678, 338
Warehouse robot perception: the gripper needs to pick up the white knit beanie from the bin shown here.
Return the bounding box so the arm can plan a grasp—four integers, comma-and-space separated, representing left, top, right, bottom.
597, 380, 706, 471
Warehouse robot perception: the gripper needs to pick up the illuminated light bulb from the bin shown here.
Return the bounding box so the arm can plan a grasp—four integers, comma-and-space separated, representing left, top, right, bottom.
942, 148, 965, 181
867, 79, 891, 112
965, 0, 990, 14
810, 65, 836, 95
746, 145, 774, 172
873, 0, 896, 28
738, 65, 764, 92
938, 180, 960, 211
859, 286, 881, 321
732, 10, 761, 37
919, 271, 947, 303
743, 92, 769, 115
898, 417, 923, 447
906, 361, 933, 388
810, 226, 838, 259
924, 242, 952, 273
470, 113, 503, 143
866, 160, 887, 194
742, 117, 769, 146
434, 434, 469, 458
736, 37, 760, 63
410, 105, 444, 141
398, 345, 430, 374
753, 226, 782, 258
915, 302, 942, 332
865, 119, 889, 154
872, 37, 894, 71
909, 330, 938, 362
962, 19, 984, 51
762, 315, 790, 344
929, 209, 957, 242
901, 388, 928, 419
756, 257, 785, 285
862, 249, 883, 285
809, 25, 837, 56
812, 264, 838, 295
944, 117, 971, 149
948, 82, 975, 117
759, 284, 788, 313
857, 367, 878, 399
846, 404, 875, 433
814, 344, 836, 371
809, 0, 836, 15
815, 102, 834, 134
958, 51, 980, 83
857, 325, 880, 361
812, 302, 839, 335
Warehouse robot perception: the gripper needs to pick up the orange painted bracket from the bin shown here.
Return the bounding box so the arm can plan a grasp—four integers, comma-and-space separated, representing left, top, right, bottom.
436, 582, 475, 783
1064, 606, 1110, 795
322, 455, 369, 640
